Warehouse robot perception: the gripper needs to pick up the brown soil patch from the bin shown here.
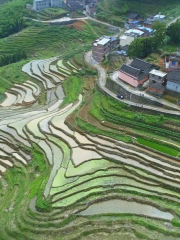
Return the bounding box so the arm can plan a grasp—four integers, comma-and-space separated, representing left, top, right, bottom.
67, 21, 86, 30
157, 58, 166, 71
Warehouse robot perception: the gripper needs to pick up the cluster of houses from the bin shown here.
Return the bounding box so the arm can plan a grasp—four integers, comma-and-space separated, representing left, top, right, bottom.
86, 0, 100, 16
125, 13, 166, 30
91, 31, 180, 96
118, 48, 180, 96
32, 0, 100, 13
119, 12, 165, 55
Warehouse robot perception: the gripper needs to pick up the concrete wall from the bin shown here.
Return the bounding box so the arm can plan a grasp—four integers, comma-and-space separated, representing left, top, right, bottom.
33, 0, 63, 11
149, 73, 166, 86
92, 42, 110, 62
166, 82, 180, 93
51, 0, 63, 7
105, 78, 163, 107
119, 71, 147, 87
120, 36, 134, 47
33, 0, 50, 11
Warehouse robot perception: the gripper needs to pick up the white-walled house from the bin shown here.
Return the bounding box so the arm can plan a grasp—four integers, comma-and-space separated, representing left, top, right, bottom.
33, 0, 63, 12
166, 71, 180, 93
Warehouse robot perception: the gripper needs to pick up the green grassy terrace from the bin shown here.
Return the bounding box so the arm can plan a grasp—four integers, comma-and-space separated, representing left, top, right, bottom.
0, 20, 112, 96
26, 7, 68, 21
88, 90, 180, 158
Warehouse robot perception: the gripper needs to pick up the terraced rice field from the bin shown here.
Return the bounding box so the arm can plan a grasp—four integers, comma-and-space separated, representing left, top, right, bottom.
1, 54, 180, 240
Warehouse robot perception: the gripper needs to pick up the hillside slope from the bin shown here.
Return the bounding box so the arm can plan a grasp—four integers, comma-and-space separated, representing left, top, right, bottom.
97, 0, 180, 26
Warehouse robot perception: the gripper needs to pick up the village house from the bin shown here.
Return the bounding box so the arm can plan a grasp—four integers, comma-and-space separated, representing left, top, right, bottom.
51, 0, 63, 7
124, 29, 145, 38
147, 69, 167, 96
85, 0, 101, 4
86, 2, 97, 16
110, 37, 119, 50
137, 27, 154, 37
118, 58, 156, 87
119, 35, 134, 55
120, 35, 134, 47
92, 36, 119, 62
144, 13, 166, 28
33, 0, 63, 11
92, 37, 111, 62
66, 0, 84, 11
127, 13, 141, 23
119, 27, 154, 55
166, 48, 180, 72
66, 0, 85, 5
33, 0, 50, 11
125, 13, 143, 29
153, 14, 166, 22
166, 71, 180, 93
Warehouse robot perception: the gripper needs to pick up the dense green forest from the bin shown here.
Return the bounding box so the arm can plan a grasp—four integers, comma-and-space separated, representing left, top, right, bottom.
0, 0, 33, 38
0, 0, 11, 5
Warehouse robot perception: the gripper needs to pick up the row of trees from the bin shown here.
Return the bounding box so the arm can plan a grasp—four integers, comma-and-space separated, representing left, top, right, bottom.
166, 21, 180, 44
0, 51, 27, 67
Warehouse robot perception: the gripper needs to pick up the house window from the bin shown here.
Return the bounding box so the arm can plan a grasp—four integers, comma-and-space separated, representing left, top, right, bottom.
178, 62, 180, 66
158, 76, 161, 80
172, 61, 176, 66
152, 80, 156, 83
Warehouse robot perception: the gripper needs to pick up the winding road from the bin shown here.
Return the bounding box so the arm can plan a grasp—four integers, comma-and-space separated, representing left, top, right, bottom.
26, 13, 122, 32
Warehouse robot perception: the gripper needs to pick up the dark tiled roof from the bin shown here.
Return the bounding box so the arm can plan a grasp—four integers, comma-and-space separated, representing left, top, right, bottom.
67, 1, 83, 8
128, 13, 139, 19
167, 71, 180, 84
144, 20, 153, 25
131, 58, 155, 71
120, 64, 148, 81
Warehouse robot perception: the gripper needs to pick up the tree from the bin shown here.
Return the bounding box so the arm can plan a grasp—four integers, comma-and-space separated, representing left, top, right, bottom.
127, 38, 145, 58
166, 21, 180, 44
152, 21, 166, 45
128, 21, 166, 59
127, 37, 157, 59
0, 51, 27, 67
0, 0, 32, 38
